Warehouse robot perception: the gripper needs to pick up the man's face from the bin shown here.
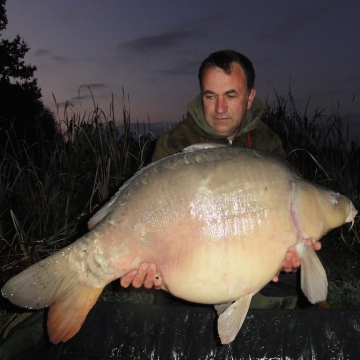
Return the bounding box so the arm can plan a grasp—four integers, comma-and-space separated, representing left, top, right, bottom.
201, 62, 256, 140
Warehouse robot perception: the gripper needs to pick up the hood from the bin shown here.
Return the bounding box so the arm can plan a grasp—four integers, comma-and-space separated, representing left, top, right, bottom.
186, 93, 265, 139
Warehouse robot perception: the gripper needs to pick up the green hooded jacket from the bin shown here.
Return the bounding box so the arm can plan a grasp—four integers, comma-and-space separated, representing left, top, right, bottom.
152, 94, 286, 162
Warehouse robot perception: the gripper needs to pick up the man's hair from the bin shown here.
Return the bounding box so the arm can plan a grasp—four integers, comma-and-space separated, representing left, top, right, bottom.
198, 50, 255, 92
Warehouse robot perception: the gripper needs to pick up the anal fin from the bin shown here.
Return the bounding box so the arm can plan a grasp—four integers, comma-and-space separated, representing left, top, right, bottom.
295, 241, 328, 304
47, 284, 103, 344
216, 293, 253, 345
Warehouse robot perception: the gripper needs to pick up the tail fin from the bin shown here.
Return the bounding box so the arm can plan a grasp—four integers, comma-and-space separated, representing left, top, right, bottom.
1, 247, 104, 344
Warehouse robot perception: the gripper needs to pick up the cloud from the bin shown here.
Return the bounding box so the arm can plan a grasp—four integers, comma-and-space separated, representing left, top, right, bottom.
57, 91, 110, 108
70, 95, 92, 101
116, 14, 220, 57
256, 1, 345, 41
84, 83, 108, 89
111, 13, 224, 83
71, 84, 110, 100
156, 59, 200, 76
118, 29, 197, 54
34, 48, 50, 57
32, 49, 75, 67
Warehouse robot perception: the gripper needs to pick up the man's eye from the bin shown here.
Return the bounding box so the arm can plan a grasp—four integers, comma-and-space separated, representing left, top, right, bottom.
205, 95, 215, 100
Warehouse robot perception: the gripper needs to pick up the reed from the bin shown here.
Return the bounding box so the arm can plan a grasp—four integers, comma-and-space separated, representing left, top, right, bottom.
0, 90, 156, 282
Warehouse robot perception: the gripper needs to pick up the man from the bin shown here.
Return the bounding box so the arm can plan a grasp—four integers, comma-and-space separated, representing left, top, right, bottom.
121, 50, 320, 307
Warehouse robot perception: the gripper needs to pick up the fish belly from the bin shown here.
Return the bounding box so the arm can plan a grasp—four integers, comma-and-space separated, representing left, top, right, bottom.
104, 150, 299, 304
154, 213, 296, 304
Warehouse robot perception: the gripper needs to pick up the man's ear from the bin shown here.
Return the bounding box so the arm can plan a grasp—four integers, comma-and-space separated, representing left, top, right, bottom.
247, 88, 256, 110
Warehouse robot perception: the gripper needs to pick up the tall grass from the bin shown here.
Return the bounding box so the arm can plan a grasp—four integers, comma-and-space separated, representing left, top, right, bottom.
0, 90, 156, 282
264, 90, 359, 205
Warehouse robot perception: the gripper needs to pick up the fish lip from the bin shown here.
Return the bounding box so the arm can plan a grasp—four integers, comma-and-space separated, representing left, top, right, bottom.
346, 200, 358, 229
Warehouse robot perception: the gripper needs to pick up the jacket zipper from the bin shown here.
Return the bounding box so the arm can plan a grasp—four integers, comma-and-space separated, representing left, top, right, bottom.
207, 132, 252, 148
227, 133, 251, 148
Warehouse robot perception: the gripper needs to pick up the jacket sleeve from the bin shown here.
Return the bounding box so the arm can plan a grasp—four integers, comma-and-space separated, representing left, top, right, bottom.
151, 133, 174, 162
254, 120, 286, 159
267, 134, 286, 159
151, 120, 201, 162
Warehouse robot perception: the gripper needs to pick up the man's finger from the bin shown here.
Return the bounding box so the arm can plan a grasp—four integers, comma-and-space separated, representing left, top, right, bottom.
282, 250, 294, 272
154, 273, 164, 289
272, 272, 279, 282
120, 270, 137, 288
143, 264, 156, 289
132, 263, 149, 288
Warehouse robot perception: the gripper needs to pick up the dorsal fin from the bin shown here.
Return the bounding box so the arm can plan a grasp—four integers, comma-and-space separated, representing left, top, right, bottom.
182, 143, 227, 153
88, 143, 227, 229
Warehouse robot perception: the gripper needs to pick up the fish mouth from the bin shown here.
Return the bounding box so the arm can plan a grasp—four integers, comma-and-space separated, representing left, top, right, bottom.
346, 200, 358, 230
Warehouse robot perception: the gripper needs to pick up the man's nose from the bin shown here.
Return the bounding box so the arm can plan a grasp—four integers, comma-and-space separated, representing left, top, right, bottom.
215, 97, 227, 114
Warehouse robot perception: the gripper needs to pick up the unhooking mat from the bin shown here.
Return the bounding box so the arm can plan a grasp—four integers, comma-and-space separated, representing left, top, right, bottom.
1, 302, 360, 359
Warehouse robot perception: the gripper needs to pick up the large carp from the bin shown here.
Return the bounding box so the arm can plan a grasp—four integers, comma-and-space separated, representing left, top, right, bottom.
1, 145, 357, 344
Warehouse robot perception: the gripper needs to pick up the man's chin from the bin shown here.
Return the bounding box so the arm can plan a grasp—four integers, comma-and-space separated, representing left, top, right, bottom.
209, 123, 233, 138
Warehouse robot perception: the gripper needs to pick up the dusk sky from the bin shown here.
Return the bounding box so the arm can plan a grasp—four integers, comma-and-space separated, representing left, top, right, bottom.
3, 1, 360, 139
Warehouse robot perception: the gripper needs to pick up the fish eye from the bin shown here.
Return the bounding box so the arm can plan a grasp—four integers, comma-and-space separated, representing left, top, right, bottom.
329, 193, 340, 206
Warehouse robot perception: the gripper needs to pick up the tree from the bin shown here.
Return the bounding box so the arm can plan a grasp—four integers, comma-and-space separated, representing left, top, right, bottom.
0, 0, 6, 32
0, 0, 58, 145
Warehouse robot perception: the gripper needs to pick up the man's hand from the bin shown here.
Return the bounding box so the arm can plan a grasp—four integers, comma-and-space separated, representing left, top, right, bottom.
120, 263, 163, 289
272, 240, 322, 282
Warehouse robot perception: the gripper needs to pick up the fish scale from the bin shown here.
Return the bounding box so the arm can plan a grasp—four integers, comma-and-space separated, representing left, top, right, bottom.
1, 144, 357, 345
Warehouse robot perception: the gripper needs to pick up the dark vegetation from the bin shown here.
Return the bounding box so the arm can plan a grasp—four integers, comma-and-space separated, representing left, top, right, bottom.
0, 0, 57, 149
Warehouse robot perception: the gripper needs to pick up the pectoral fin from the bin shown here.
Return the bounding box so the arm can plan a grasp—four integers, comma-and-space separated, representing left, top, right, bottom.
214, 302, 232, 316
216, 293, 253, 344
295, 242, 328, 304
